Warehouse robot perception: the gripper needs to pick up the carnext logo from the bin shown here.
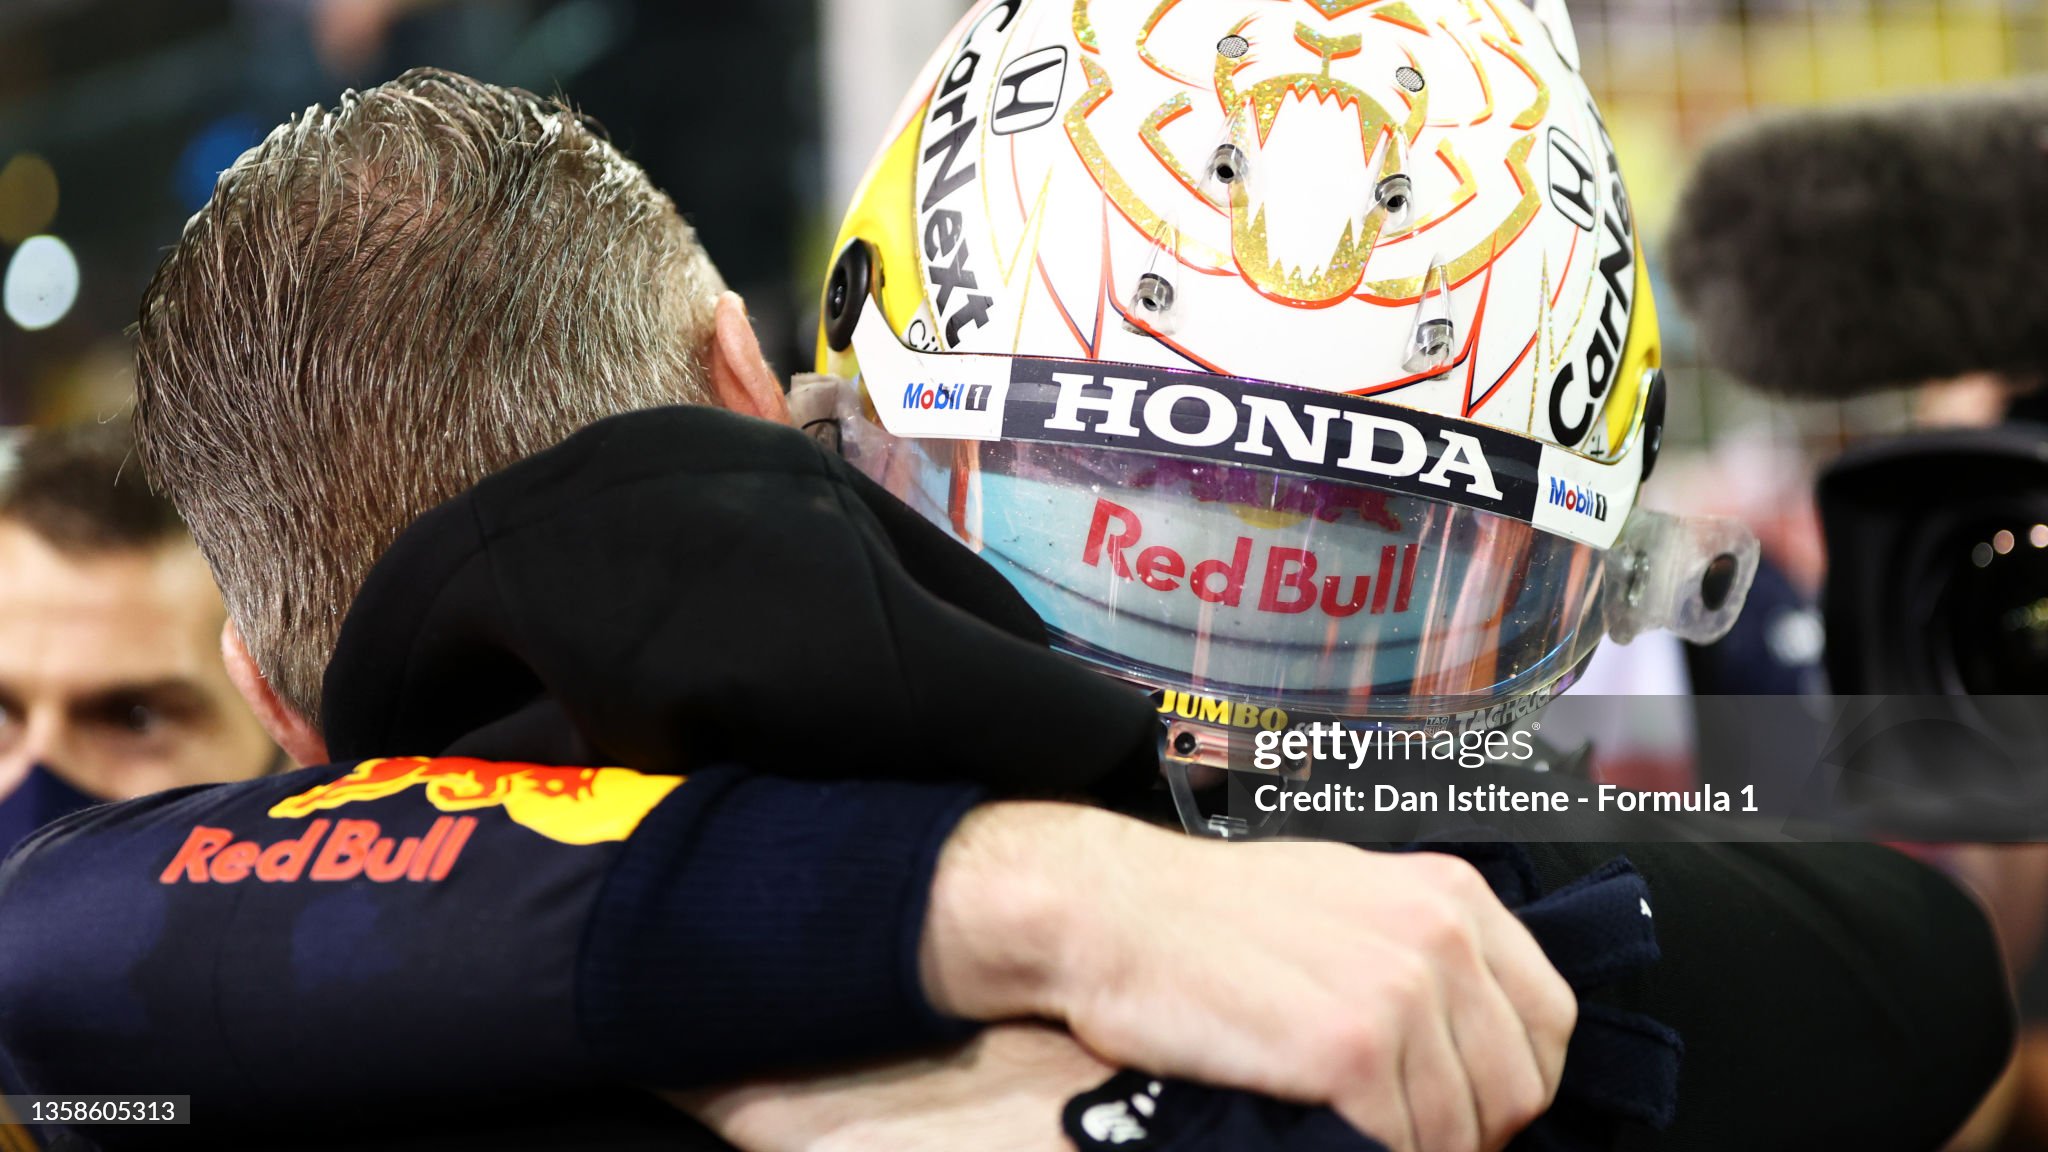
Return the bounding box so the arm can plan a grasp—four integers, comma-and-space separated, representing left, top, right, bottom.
903, 382, 994, 412
1547, 476, 1608, 520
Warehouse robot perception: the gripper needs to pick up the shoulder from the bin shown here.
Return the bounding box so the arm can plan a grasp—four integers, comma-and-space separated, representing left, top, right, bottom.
0, 759, 690, 1102
1, 757, 690, 910
0, 765, 336, 886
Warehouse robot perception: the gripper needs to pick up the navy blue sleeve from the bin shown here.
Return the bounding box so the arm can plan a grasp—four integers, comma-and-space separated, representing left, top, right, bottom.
580, 766, 985, 1083
0, 758, 984, 1126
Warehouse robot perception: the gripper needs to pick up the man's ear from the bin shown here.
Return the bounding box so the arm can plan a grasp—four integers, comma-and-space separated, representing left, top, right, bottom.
708, 291, 791, 425
222, 620, 329, 768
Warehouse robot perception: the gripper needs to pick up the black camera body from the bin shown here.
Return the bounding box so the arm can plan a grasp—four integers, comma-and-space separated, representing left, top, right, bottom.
1817, 425, 2048, 834
1819, 424, 2048, 697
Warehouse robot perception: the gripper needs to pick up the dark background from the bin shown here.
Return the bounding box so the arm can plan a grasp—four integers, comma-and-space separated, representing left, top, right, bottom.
0, 0, 824, 425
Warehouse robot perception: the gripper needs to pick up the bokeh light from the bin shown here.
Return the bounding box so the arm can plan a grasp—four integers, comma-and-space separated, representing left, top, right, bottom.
4, 235, 81, 331
176, 116, 263, 213
0, 154, 60, 245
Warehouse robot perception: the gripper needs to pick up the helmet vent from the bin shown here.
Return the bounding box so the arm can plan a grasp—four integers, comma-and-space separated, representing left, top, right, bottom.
1404, 259, 1455, 376
1216, 34, 1250, 59
1375, 173, 1415, 225
1208, 144, 1247, 185
1368, 130, 1416, 231
1408, 318, 1455, 374
1394, 66, 1425, 92
1132, 272, 1176, 315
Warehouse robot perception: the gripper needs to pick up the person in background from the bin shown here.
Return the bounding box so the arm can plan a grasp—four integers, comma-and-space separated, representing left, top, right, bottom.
0, 418, 280, 858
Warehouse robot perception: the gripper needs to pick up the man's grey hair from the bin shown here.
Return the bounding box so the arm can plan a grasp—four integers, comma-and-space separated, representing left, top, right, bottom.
134, 68, 723, 724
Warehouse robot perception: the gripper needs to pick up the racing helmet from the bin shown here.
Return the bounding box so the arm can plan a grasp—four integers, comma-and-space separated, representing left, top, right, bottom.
813, 0, 1755, 743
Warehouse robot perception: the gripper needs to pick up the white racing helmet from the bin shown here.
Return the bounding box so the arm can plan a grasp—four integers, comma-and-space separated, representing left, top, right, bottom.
813, 0, 1756, 747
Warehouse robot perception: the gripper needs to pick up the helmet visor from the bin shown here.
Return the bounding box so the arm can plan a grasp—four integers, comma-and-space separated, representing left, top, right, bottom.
845, 415, 1605, 718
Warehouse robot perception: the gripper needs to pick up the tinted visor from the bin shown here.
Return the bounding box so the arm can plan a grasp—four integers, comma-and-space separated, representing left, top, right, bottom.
844, 414, 1606, 719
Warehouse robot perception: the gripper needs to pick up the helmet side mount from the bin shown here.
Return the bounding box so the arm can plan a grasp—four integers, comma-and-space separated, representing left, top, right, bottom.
822, 239, 873, 354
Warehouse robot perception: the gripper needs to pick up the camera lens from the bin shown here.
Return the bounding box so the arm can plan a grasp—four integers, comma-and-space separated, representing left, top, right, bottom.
1938, 521, 2048, 694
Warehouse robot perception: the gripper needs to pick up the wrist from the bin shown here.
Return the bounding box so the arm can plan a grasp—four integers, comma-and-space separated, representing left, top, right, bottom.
918, 801, 1127, 1023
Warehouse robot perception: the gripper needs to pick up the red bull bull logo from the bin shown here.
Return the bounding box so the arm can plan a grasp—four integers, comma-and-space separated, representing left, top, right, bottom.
267, 757, 685, 846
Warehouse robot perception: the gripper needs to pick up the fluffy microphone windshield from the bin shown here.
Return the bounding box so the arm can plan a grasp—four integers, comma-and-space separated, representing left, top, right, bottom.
1666, 80, 2048, 397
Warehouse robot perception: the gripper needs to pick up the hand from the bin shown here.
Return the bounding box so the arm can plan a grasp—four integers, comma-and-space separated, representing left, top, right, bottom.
920, 802, 1576, 1152
672, 1022, 1112, 1152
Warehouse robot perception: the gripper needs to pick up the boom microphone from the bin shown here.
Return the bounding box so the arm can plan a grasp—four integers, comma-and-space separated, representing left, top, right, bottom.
1666, 79, 2048, 397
